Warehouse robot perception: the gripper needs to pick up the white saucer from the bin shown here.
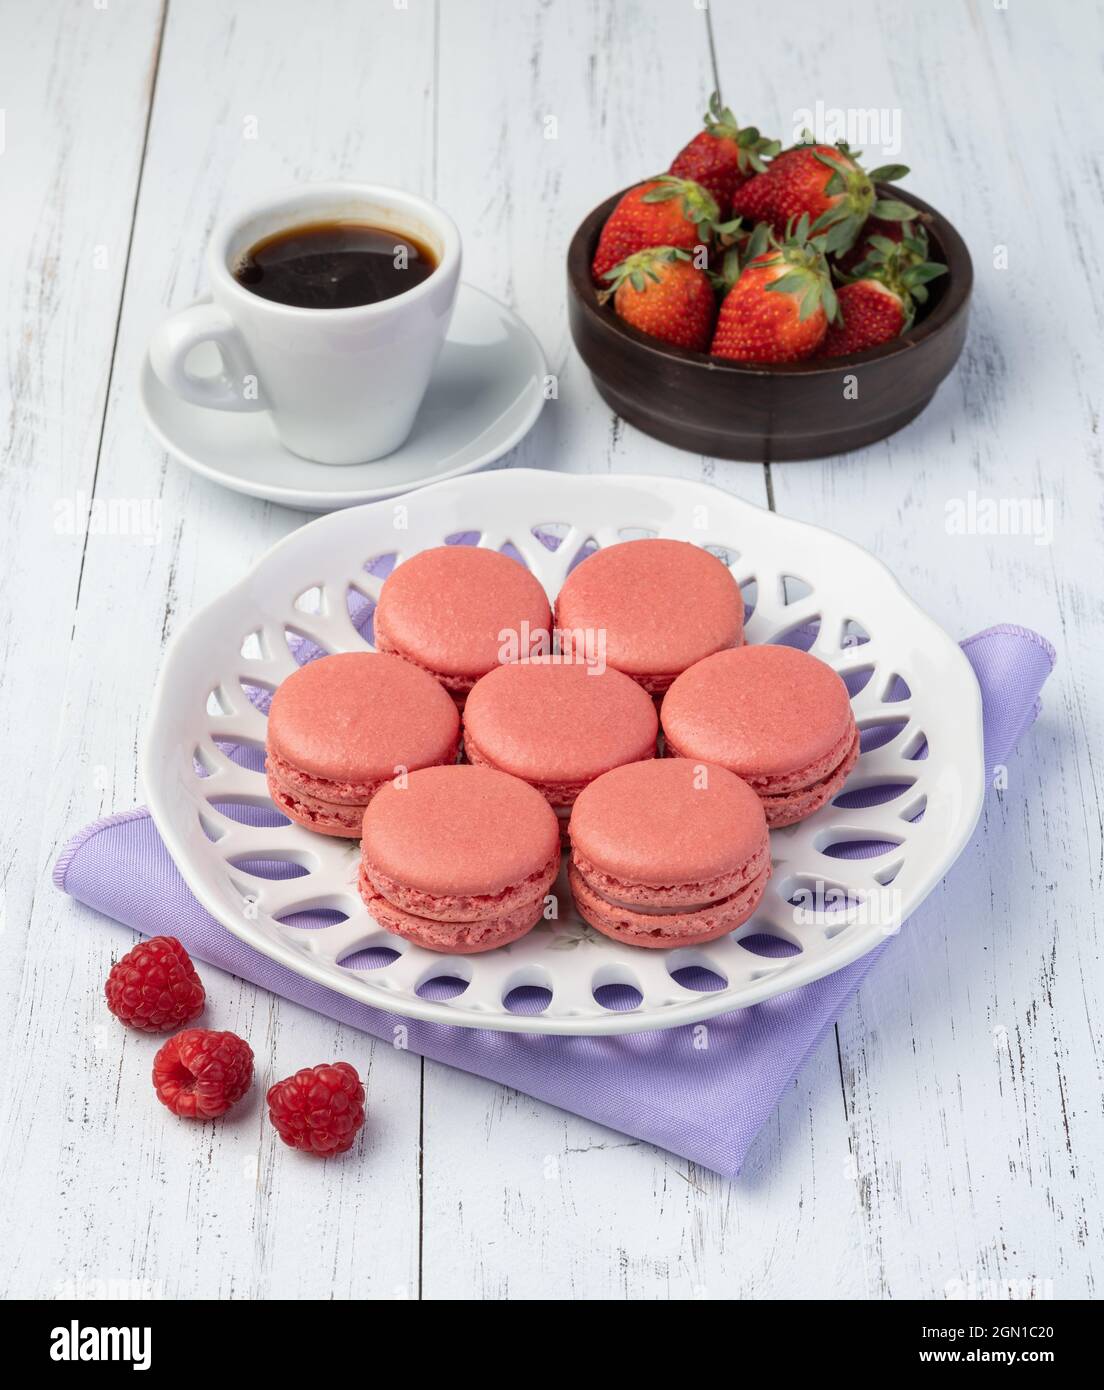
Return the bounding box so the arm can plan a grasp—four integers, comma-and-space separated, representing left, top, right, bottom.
140, 283, 547, 511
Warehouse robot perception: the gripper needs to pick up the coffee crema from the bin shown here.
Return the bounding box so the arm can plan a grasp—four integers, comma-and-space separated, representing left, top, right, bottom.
233, 220, 438, 309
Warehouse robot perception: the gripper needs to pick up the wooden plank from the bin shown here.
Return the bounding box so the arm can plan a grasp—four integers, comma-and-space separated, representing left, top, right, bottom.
708, 0, 1103, 1298
1, 0, 436, 1300
421, 0, 867, 1302
0, 0, 162, 988
0, 0, 166, 1300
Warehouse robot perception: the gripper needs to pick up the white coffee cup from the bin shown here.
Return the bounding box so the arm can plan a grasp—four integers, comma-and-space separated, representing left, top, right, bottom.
149, 182, 462, 465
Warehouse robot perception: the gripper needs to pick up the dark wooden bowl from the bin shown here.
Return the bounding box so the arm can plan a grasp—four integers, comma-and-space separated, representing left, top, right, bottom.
566, 185, 972, 462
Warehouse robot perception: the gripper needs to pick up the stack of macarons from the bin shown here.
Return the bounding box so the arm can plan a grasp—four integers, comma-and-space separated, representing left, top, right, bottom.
266, 651, 460, 836
660, 644, 860, 827
567, 758, 772, 948
360, 765, 560, 954
262, 537, 860, 956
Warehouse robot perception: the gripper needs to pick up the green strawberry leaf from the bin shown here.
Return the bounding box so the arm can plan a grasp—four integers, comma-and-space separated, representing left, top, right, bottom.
871, 198, 916, 221
867, 164, 910, 182
823, 219, 859, 254
809, 206, 845, 235
769, 271, 810, 295
715, 244, 742, 291
798, 283, 821, 321
745, 222, 771, 260
906, 262, 949, 284
813, 148, 847, 171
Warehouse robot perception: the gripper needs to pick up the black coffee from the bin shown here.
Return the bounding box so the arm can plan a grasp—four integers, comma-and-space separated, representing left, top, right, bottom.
233, 220, 438, 309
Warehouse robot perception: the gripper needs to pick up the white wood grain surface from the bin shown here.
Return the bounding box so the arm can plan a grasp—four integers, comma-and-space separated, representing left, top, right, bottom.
0, 0, 1099, 1300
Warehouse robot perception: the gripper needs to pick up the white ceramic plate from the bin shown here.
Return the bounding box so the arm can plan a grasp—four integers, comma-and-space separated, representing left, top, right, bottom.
140, 284, 546, 511
142, 469, 986, 1035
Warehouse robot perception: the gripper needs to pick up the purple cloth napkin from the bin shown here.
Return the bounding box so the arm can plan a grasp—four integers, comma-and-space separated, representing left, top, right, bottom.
54, 624, 1054, 1178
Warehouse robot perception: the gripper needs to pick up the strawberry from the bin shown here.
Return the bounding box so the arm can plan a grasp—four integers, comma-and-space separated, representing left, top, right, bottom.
669, 92, 780, 216
820, 234, 948, 356
710, 218, 838, 363
591, 176, 719, 283
599, 247, 716, 352
732, 144, 913, 256
819, 280, 908, 357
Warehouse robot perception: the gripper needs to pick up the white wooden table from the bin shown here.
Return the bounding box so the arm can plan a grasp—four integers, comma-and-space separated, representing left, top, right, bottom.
1, 0, 1100, 1301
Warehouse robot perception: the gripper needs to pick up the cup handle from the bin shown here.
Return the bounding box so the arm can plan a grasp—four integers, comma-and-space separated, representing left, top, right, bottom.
149, 302, 266, 412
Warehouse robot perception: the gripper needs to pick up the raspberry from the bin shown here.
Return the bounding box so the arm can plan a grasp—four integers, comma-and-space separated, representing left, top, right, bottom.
267, 1062, 366, 1156
153, 1029, 253, 1119
104, 935, 205, 1032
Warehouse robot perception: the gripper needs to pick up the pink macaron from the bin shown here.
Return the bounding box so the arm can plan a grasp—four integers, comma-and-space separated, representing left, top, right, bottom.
661, 644, 860, 827
374, 545, 553, 703
265, 652, 460, 838
462, 657, 659, 838
359, 764, 560, 954
554, 538, 744, 693
568, 758, 770, 949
